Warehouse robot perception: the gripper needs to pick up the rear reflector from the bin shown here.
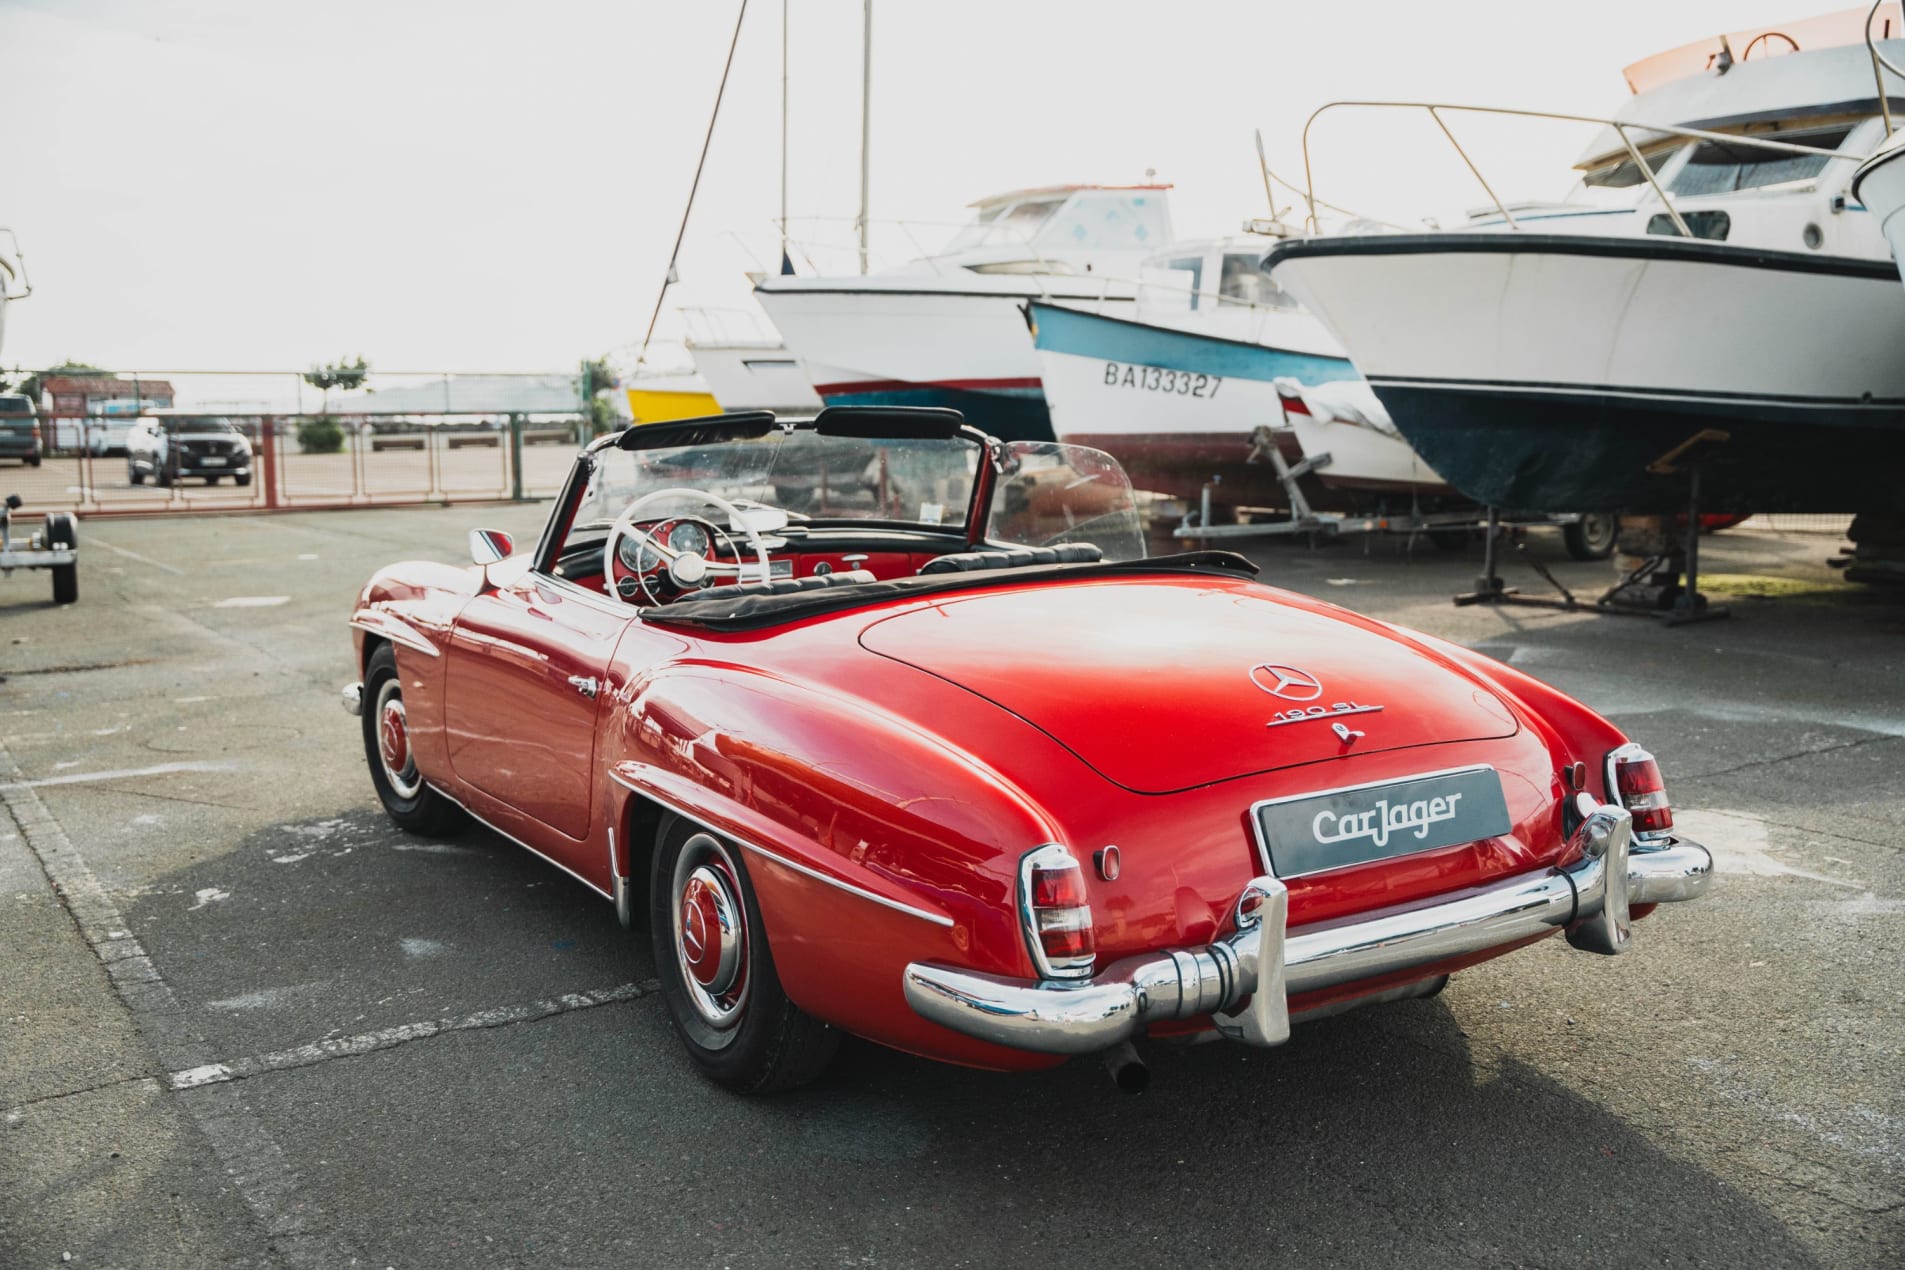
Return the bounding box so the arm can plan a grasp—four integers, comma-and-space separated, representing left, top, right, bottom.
1020, 844, 1095, 979
1611, 744, 1674, 836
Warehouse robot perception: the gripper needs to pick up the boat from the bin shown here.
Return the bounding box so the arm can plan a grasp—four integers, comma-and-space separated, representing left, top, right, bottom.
1271, 378, 1456, 497
755, 184, 1175, 441
685, 338, 824, 414
1029, 233, 1390, 508
1264, 6, 1905, 516
0, 229, 28, 362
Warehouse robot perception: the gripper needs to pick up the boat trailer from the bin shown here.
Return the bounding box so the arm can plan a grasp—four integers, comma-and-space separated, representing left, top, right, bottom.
0, 494, 79, 605
1171, 431, 1602, 550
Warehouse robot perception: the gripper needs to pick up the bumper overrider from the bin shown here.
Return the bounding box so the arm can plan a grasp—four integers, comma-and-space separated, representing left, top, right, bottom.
902, 795, 1711, 1055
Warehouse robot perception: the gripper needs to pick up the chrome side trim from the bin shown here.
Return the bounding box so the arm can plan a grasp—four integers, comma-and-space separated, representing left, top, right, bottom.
427, 782, 613, 900
606, 768, 955, 928
348, 612, 440, 658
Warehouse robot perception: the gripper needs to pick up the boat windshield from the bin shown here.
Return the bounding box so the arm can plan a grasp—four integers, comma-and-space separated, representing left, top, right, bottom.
942, 198, 1068, 253
576, 425, 984, 534
1666, 125, 1855, 197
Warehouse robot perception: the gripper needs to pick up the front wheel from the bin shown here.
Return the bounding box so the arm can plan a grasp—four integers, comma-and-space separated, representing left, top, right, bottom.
1564, 513, 1617, 561
649, 817, 838, 1093
128, 459, 145, 486
361, 643, 460, 834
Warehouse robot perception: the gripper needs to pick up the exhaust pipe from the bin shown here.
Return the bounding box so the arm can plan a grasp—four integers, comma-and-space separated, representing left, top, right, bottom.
1101, 1040, 1149, 1095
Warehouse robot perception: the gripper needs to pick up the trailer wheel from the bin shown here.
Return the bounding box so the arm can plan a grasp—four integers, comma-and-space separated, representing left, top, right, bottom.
1564, 513, 1617, 561
45, 512, 78, 605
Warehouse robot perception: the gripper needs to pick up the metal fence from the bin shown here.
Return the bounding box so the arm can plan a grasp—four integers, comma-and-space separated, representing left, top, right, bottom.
2, 368, 595, 520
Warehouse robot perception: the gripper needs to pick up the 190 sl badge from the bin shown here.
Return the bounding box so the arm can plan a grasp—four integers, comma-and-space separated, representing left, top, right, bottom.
1251, 663, 1385, 728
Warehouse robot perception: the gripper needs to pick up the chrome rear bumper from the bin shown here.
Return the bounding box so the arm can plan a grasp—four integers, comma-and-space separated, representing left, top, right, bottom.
903, 797, 1711, 1055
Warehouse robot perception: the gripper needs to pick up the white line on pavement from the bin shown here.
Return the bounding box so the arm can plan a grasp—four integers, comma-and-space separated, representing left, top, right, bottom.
0, 738, 340, 1269
84, 536, 186, 575
169, 980, 657, 1091
0, 760, 236, 790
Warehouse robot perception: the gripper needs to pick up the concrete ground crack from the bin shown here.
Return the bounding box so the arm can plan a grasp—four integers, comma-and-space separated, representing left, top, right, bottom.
169, 980, 659, 1091
2, 1073, 160, 1117
1685, 732, 1897, 782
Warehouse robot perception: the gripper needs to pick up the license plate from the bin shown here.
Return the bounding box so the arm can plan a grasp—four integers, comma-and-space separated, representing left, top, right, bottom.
1251, 766, 1512, 879
200, 455, 225, 465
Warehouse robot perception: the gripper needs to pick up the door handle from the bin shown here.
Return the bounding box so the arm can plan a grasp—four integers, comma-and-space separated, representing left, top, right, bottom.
567, 675, 600, 699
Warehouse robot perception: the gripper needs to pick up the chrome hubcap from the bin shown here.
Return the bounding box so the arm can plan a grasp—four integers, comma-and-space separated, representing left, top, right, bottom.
373, 680, 422, 799
671, 834, 749, 1029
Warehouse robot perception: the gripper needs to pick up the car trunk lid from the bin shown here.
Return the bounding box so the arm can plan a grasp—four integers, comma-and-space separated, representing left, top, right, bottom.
858, 580, 1518, 794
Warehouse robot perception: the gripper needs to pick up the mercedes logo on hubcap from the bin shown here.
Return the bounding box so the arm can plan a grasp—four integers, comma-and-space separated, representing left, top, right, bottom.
1250, 664, 1323, 701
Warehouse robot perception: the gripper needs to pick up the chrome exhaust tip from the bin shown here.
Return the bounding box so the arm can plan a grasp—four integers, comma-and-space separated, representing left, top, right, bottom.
1101, 1040, 1149, 1095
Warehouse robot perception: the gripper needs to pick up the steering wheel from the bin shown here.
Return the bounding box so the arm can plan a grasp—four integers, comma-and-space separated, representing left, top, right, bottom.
603, 487, 773, 606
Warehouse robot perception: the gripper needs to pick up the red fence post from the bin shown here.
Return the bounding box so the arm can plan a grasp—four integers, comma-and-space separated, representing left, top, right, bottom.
260, 416, 281, 509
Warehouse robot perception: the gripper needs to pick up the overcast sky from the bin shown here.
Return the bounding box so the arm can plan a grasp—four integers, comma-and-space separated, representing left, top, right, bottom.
0, 0, 1838, 387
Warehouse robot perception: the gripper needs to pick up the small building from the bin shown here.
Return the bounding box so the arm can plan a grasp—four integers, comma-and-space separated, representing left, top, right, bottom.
43, 374, 175, 452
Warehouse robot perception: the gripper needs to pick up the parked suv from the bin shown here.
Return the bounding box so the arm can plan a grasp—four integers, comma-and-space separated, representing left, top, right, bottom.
0, 393, 42, 466
127, 416, 254, 486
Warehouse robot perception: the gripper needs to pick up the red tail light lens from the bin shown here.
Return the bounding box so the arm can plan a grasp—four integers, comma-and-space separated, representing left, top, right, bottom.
1610, 744, 1674, 837
1020, 845, 1095, 979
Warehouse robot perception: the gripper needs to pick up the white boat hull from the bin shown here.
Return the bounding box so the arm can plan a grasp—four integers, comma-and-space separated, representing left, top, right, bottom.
1267, 233, 1905, 512
685, 342, 823, 413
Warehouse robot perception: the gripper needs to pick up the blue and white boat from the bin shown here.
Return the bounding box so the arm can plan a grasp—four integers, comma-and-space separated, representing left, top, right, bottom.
1028, 234, 1389, 509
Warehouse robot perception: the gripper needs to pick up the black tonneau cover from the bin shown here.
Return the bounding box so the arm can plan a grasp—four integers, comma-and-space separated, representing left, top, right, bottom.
643, 552, 1259, 632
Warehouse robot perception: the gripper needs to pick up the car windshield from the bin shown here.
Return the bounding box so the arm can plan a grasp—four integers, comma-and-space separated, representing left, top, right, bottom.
575, 423, 984, 533
564, 420, 1148, 564
164, 419, 239, 434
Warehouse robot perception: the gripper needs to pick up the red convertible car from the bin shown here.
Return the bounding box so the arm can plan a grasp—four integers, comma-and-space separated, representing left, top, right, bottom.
344, 407, 1712, 1092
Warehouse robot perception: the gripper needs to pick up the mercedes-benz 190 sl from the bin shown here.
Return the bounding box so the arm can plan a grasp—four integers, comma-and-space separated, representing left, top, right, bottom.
343, 407, 1712, 1093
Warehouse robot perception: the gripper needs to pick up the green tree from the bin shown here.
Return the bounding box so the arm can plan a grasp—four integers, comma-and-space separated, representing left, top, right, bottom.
303, 356, 370, 412
581, 356, 621, 437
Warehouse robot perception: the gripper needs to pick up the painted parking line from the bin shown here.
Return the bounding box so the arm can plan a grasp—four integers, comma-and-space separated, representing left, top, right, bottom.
0, 760, 235, 790
169, 979, 658, 1091
0, 737, 339, 1269
84, 535, 186, 575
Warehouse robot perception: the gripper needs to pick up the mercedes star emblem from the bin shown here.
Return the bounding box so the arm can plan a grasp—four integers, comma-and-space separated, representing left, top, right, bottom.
1250, 664, 1323, 701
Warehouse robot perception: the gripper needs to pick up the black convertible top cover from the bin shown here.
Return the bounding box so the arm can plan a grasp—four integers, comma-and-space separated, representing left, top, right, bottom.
644, 551, 1260, 632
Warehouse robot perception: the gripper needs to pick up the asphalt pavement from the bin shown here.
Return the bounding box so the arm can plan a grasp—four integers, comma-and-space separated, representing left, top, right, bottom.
2, 506, 1900, 1269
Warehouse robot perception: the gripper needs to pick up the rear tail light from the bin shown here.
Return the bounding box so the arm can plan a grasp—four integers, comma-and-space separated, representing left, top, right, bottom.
1020, 844, 1095, 980
1609, 743, 1674, 838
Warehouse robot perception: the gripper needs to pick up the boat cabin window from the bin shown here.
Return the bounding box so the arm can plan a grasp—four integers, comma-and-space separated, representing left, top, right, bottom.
1581, 149, 1670, 189
1162, 254, 1204, 308
943, 198, 1066, 252
1666, 126, 1854, 197
1033, 192, 1169, 253
1218, 253, 1300, 310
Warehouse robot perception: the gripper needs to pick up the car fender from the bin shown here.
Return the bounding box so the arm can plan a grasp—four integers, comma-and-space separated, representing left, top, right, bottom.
350, 562, 479, 786
603, 662, 1070, 1069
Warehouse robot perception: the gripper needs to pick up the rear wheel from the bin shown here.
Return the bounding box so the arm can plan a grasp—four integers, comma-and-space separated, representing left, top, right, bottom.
45, 513, 77, 605
361, 643, 460, 834
649, 817, 838, 1093
1564, 513, 1617, 561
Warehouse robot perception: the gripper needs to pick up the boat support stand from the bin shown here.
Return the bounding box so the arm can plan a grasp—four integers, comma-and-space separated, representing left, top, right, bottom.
1454, 469, 1730, 627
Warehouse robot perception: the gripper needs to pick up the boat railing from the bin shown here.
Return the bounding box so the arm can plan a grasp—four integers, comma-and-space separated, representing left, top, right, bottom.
1298, 101, 1871, 239
0, 228, 30, 302
778, 214, 1197, 301
1868, 1, 1905, 137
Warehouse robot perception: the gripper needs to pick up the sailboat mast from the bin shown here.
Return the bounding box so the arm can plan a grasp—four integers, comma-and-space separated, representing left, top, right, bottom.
857, 0, 872, 275
780, 0, 790, 266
